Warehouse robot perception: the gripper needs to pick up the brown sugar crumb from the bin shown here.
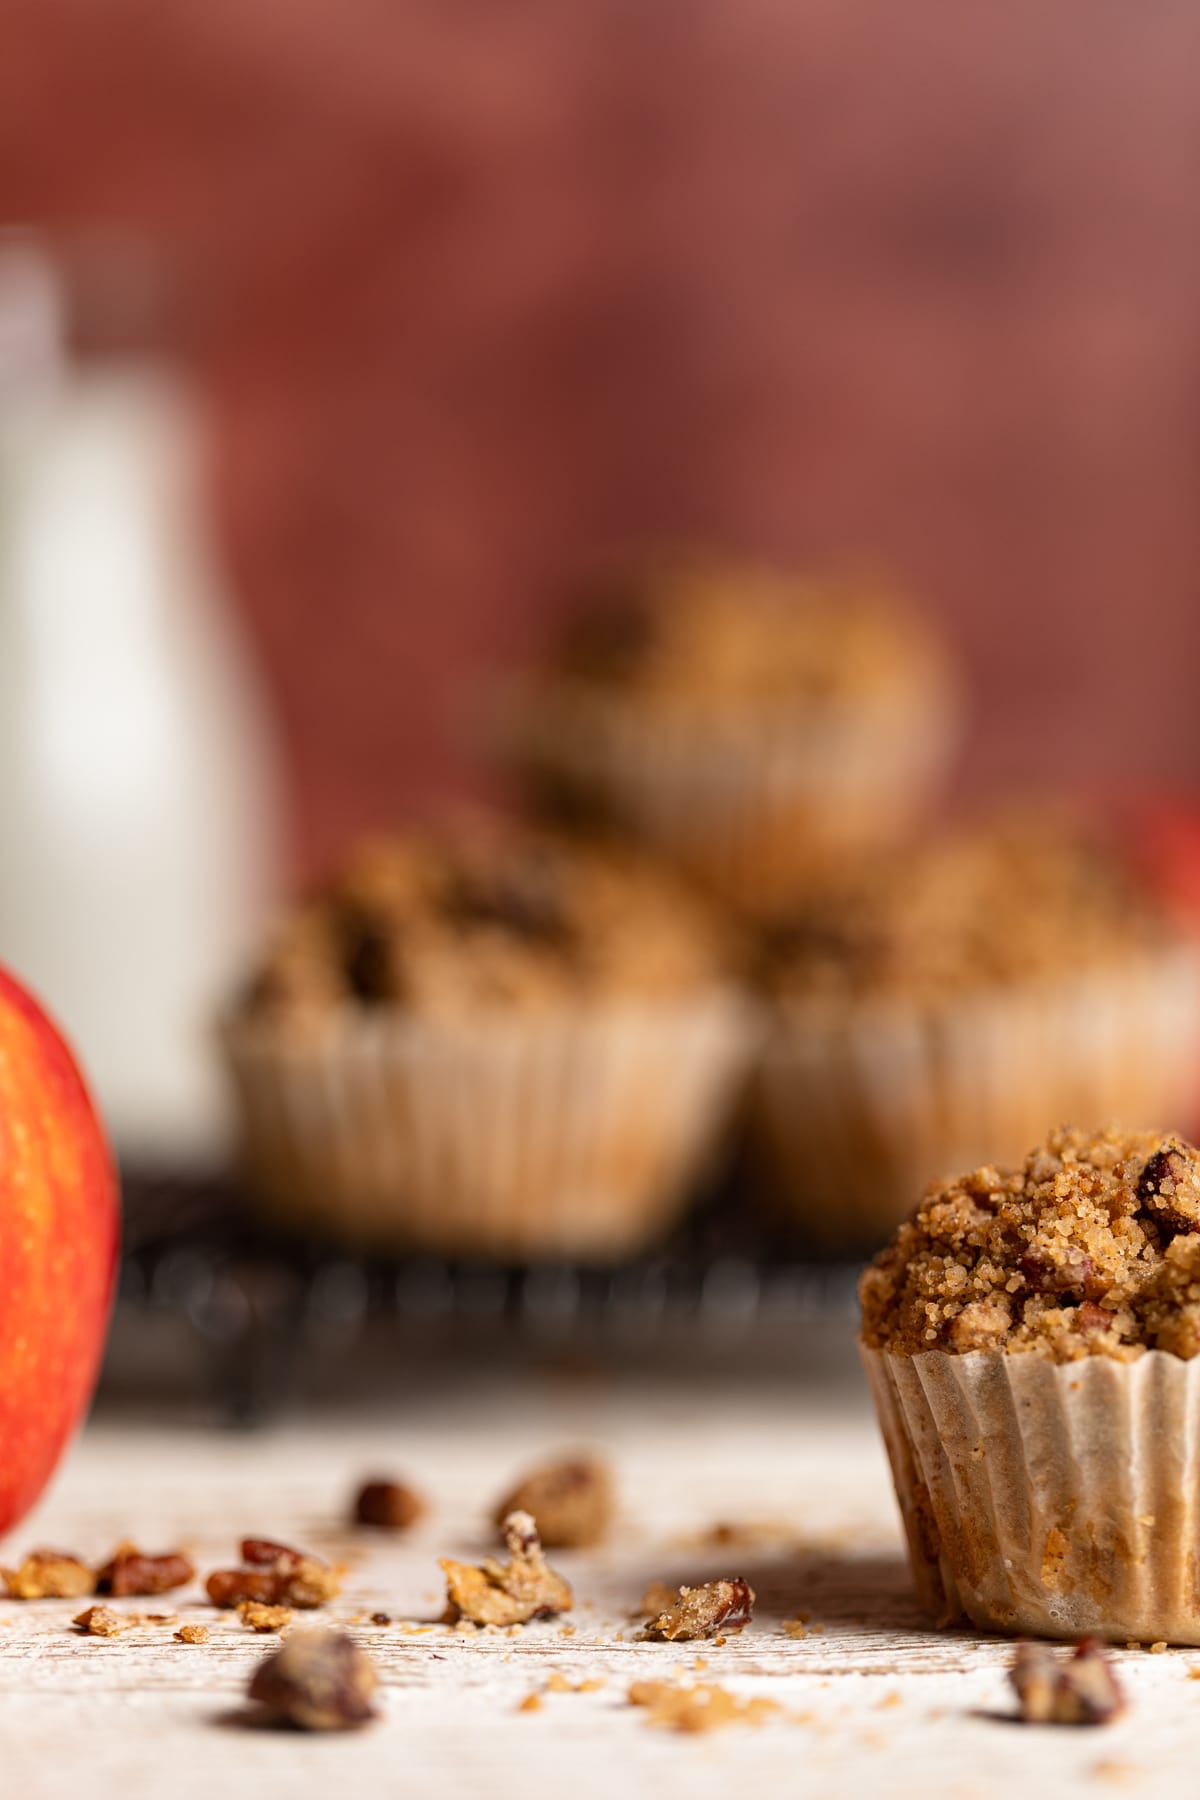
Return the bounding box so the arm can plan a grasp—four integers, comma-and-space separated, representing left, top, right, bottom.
95, 1544, 195, 1597
248, 1629, 378, 1731
440, 1511, 572, 1628
239, 1601, 294, 1632
353, 1479, 426, 1531
492, 1455, 614, 1549
206, 1538, 340, 1611
3, 1551, 95, 1601
642, 1578, 755, 1642
861, 1127, 1200, 1363
517, 1693, 542, 1714
175, 1623, 209, 1644
1009, 1639, 1126, 1724
73, 1605, 128, 1637
628, 1680, 779, 1734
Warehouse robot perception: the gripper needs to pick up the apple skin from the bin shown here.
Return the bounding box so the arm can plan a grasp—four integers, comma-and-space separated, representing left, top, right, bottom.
0, 965, 119, 1537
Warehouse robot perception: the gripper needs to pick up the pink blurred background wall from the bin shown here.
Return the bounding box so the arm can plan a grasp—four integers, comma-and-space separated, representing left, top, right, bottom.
4, 0, 1200, 874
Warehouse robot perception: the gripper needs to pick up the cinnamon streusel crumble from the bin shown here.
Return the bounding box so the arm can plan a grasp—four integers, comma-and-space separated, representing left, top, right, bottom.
861, 1126, 1200, 1362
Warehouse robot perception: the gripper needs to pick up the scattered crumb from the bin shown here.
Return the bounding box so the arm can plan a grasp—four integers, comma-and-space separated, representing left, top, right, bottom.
175, 1623, 209, 1644
518, 1693, 542, 1714
1091, 1761, 1136, 1784
239, 1601, 294, 1633
642, 1579, 755, 1642
73, 1605, 127, 1637
1010, 1640, 1125, 1725
628, 1680, 780, 1734
877, 1691, 903, 1710
248, 1629, 378, 1731
370, 1612, 392, 1626
441, 1512, 572, 1628
781, 1620, 810, 1639
492, 1455, 614, 1549
1150, 1642, 1168, 1654
353, 1479, 426, 1531
4, 1552, 95, 1600
207, 1539, 340, 1611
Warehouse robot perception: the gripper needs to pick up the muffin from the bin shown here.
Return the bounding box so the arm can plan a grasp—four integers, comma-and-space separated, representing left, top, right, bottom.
501, 550, 960, 909
221, 821, 756, 1259
752, 811, 1200, 1252
862, 1126, 1200, 1644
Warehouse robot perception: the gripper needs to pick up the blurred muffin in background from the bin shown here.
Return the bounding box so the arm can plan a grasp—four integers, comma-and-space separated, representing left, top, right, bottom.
751, 808, 1200, 1253
499, 550, 960, 910
222, 819, 757, 1260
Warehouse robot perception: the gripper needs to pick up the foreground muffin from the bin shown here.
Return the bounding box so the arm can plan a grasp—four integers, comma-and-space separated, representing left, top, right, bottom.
222, 822, 755, 1259
753, 811, 1200, 1251
502, 551, 959, 908
862, 1127, 1200, 1644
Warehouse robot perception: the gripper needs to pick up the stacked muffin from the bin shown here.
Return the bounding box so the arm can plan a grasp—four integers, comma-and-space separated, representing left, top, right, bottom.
224, 550, 1200, 1259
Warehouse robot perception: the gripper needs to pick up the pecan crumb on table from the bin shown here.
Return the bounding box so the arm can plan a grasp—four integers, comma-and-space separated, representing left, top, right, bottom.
3, 1551, 95, 1600
642, 1578, 755, 1641
248, 1630, 378, 1732
73, 1605, 128, 1638
96, 1544, 196, 1597
628, 1680, 779, 1733
353, 1479, 426, 1531
441, 1510, 572, 1627
175, 1623, 209, 1644
239, 1601, 295, 1632
1009, 1639, 1126, 1724
206, 1539, 340, 1610
492, 1454, 614, 1549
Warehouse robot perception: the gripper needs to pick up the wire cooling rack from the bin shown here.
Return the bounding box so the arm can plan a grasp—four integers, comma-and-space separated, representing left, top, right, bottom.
115, 1170, 862, 1422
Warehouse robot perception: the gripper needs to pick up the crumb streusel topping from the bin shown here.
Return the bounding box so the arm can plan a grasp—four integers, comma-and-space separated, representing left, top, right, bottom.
238, 821, 727, 1028
861, 1126, 1200, 1362
548, 550, 949, 711
762, 813, 1179, 1004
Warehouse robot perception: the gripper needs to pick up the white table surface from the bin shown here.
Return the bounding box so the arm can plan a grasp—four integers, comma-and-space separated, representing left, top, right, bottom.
2, 1354, 1193, 1799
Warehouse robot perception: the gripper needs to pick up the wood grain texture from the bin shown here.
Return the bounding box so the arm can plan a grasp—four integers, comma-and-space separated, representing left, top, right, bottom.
1, 1366, 1194, 1797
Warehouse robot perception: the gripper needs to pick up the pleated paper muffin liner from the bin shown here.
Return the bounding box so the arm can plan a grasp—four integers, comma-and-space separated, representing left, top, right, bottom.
502, 682, 959, 908
753, 944, 1200, 1253
863, 1343, 1200, 1644
222, 990, 759, 1261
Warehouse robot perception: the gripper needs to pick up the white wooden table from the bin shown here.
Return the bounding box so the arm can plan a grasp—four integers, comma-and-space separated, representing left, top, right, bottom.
2, 1355, 1194, 1798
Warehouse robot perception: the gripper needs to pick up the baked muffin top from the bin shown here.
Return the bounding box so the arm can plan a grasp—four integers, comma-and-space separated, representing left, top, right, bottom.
237, 820, 730, 1028
860, 1126, 1200, 1363
545, 551, 949, 712
760, 813, 1178, 1004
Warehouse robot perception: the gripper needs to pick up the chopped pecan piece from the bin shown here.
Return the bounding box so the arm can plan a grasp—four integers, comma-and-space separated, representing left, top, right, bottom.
175, 1623, 209, 1644
1138, 1143, 1200, 1236
95, 1543, 195, 1597
1019, 1248, 1102, 1300
247, 1629, 378, 1731
1009, 1638, 1126, 1724
3, 1551, 96, 1600
492, 1455, 614, 1549
239, 1601, 294, 1632
73, 1605, 127, 1637
206, 1539, 339, 1610
353, 1480, 426, 1531
642, 1578, 755, 1642
440, 1510, 572, 1627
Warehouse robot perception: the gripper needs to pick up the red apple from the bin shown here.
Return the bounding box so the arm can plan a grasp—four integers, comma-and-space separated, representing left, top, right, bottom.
0, 965, 119, 1536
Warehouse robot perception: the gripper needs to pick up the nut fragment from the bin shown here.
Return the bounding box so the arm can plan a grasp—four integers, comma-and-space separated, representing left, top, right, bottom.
206, 1538, 340, 1610
642, 1578, 755, 1642
247, 1629, 378, 1731
441, 1510, 572, 1627
353, 1480, 426, 1531
492, 1455, 613, 1549
1009, 1639, 1126, 1724
3, 1551, 95, 1600
73, 1605, 128, 1637
175, 1623, 209, 1644
96, 1543, 195, 1597
239, 1601, 294, 1632
1138, 1144, 1200, 1236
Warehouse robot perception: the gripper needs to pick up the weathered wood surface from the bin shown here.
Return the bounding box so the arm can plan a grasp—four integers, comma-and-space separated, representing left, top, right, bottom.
0, 1365, 1192, 1797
